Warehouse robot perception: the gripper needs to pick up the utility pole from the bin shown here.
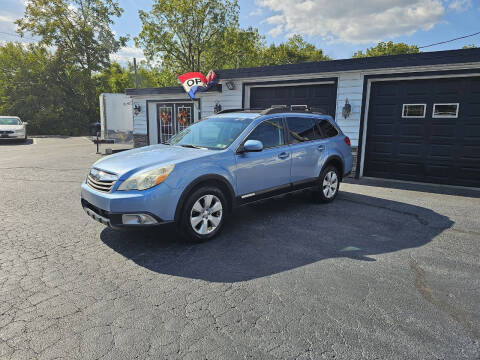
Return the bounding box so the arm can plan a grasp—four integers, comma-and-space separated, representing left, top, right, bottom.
236, 51, 242, 69
133, 57, 139, 89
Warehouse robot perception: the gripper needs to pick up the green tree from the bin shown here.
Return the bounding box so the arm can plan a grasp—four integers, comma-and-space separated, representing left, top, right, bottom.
353, 41, 420, 58
16, 0, 127, 131
207, 27, 265, 69
462, 44, 477, 49
0, 42, 90, 135
136, 0, 239, 75
260, 35, 330, 65
96, 62, 132, 94
95, 61, 179, 95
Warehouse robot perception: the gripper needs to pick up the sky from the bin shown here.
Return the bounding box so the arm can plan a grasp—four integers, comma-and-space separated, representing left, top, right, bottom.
1, 0, 479, 64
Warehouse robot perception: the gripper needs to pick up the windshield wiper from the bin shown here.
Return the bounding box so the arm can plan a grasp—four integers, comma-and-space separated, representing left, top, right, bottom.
179, 144, 208, 149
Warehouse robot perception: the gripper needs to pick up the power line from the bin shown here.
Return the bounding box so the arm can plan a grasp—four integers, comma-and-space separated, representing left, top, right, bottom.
418, 31, 480, 49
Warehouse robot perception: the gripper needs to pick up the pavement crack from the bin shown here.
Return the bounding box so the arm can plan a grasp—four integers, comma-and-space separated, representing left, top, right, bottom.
410, 257, 480, 341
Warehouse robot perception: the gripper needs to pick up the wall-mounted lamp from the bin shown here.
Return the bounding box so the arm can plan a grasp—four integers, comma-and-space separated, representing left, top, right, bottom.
214, 101, 222, 114
133, 104, 142, 116
342, 98, 351, 119
225, 81, 235, 90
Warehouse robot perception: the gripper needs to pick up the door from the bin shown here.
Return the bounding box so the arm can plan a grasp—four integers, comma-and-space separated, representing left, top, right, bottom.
235, 118, 291, 197
157, 102, 194, 144
364, 77, 480, 187
249, 83, 337, 116
286, 116, 327, 184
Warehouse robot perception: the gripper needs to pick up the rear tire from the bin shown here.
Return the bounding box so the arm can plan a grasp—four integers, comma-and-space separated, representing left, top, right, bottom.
313, 165, 340, 203
177, 186, 227, 242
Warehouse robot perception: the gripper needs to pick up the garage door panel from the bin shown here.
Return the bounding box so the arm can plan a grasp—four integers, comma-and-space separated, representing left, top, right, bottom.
465, 103, 480, 117
371, 124, 394, 136
399, 124, 425, 136
372, 104, 397, 117
397, 162, 424, 177
429, 144, 454, 159
461, 145, 480, 159
398, 143, 423, 156
250, 83, 337, 117
365, 77, 480, 188
369, 142, 394, 155
376, 84, 398, 96
405, 87, 429, 97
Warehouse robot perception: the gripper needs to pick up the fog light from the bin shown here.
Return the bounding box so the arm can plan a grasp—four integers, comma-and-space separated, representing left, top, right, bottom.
122, 214, 158, 225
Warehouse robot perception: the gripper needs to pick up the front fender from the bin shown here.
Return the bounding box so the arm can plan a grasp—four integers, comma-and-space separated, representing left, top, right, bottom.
165, 153, 237, 222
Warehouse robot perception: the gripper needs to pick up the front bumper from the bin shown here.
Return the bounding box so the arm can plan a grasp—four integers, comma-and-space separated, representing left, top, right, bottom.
80, 181, 180, 228
0, 134, 25, 139
81, 198, 169, 229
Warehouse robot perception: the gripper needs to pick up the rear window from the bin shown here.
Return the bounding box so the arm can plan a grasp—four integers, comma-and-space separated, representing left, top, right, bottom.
0, 118, 21, 125
318, 119, 339, 138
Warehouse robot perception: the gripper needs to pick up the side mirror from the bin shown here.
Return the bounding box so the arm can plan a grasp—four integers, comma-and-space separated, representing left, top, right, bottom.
22, 122, 28, 125
243, 139, 263, 152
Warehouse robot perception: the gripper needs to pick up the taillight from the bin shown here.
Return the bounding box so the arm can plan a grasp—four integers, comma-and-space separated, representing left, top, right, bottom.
344, 136, 351, 146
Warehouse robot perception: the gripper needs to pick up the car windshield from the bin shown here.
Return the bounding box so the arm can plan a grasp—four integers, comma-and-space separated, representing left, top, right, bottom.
167, 117, 253, 150
0, 118, 21, 125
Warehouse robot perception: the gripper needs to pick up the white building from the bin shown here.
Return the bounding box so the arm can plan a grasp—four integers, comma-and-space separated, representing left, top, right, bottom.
127, 48, 480, 188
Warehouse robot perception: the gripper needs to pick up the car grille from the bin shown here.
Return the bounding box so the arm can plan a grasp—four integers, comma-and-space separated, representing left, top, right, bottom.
87, 174, 116, 193
0, 131, 14, 134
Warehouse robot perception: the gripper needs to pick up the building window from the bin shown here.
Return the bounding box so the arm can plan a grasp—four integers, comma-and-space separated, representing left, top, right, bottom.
402, 104, 426, 118
433, 103, 459, 118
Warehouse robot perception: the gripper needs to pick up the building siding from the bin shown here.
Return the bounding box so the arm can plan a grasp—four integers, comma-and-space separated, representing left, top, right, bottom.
129, 62, 480, 150
132, 99, 147, 135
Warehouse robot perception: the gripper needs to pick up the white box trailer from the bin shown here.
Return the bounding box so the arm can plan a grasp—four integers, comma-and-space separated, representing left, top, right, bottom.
99, 93, 133, 148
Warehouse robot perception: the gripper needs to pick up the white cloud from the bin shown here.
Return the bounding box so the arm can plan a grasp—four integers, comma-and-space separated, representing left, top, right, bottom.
249, 8, 263, 16
258, 0, 446, 43
110, 46, 146, 65
0, 13, 17, 24
448, 0, 472, 12
0, 1, 27, 42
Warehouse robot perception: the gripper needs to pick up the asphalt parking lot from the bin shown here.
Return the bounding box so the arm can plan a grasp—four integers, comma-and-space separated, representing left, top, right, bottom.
0, 137, 479, 359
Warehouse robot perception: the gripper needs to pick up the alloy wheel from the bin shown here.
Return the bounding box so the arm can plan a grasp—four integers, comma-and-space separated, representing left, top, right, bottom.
190, 194, 223, 235
323, 171, 338, 199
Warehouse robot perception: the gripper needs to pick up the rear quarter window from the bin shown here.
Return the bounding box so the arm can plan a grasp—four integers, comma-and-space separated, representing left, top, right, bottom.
318, 119, 339, 138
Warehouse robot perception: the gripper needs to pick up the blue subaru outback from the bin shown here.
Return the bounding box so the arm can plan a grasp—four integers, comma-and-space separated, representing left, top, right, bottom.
81, 108, 353, 241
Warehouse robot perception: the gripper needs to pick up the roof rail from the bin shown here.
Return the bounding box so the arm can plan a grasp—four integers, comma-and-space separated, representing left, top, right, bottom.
260, 106, 327, 115
215, 107, 328, 115
216, 108, 264, 114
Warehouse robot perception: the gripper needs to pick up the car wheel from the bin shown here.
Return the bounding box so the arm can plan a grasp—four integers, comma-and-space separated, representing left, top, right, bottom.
178, 186, 227, 242
314, 165, 340, 203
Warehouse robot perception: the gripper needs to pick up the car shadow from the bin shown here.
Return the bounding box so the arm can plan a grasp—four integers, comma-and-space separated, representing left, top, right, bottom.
0, 138, 34, 146
344, 177, 480, 199
100, 191, 454, 283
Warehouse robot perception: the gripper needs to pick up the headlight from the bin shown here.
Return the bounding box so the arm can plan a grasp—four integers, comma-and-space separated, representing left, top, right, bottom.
117, 164, 175, 191
15, 129, 25, 133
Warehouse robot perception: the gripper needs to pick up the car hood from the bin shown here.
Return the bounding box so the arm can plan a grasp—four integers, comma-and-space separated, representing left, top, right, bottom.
92, 144, 215, 176
0, 125, 24, 130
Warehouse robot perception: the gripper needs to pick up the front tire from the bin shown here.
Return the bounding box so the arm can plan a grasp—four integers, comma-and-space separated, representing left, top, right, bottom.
178, 186, 227, 242
313, 165, 340, 203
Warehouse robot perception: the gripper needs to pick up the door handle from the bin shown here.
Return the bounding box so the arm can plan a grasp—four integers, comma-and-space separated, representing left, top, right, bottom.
278, 152, 289, 159
317, 145, 326, 151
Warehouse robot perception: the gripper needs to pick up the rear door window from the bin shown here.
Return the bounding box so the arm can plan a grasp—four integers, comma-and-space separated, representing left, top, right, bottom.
286, 117, 322, 143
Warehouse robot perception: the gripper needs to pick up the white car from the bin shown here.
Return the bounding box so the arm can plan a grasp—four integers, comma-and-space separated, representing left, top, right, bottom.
0, 116, 28, 142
